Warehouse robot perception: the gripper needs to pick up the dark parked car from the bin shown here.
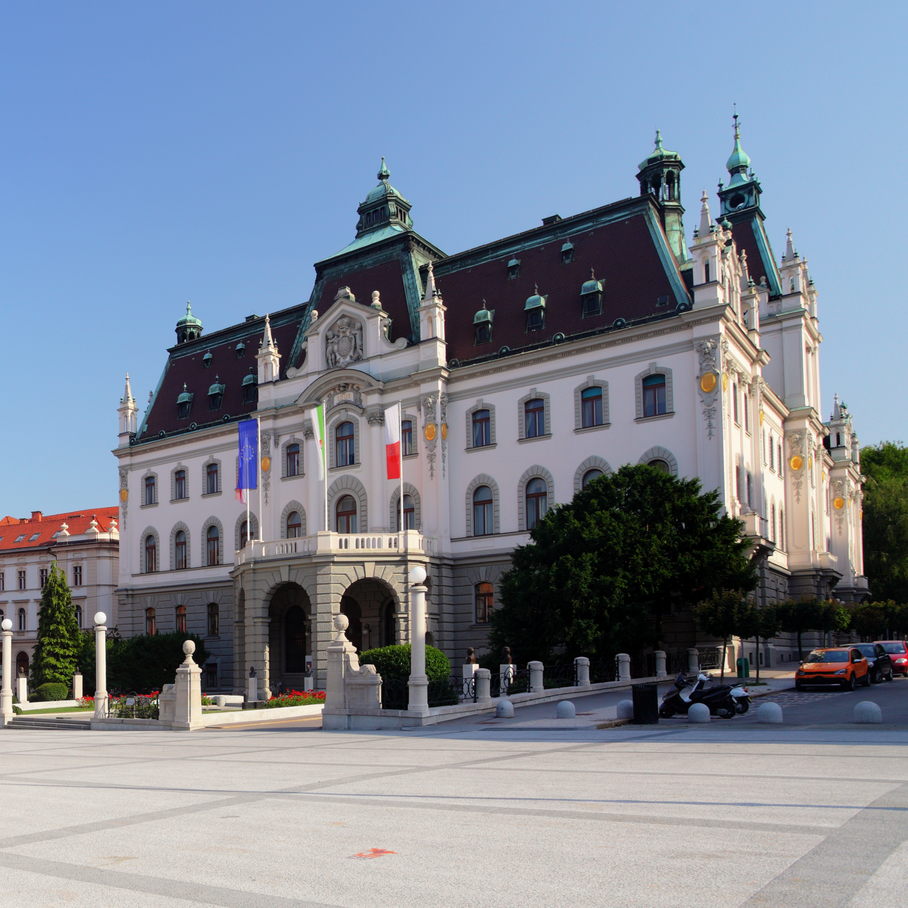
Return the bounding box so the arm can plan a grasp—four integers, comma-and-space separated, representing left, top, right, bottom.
854, 644, 894, 683
874, 641, 908, 677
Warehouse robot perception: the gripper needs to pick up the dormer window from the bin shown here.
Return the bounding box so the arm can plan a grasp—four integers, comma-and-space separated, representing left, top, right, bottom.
177, 384, 193, 419
203, 350, 213, 368
236, 342, 245, 359
580, 270, 603, 318
507, 258, 521, 280
473, 301, 494, 345
561, 240, 574, 264
208, 376, 225, 411
242, 371, 257, 403
525, 287, 546, 332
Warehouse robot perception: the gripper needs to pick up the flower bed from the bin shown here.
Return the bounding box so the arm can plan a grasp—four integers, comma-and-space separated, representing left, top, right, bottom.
263, 690, 326, 709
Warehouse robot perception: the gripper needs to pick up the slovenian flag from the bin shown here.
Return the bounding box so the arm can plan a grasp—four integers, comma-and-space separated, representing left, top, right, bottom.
384, 403, 401, 480
237, 419, 258, 491
312, 404, 326, 480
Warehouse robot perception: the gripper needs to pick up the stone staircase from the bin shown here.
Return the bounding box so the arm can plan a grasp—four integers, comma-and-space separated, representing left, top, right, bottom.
6, 715, 92, 730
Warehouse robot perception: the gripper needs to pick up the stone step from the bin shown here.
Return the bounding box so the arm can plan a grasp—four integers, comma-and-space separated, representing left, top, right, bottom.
7, 716, 91, 730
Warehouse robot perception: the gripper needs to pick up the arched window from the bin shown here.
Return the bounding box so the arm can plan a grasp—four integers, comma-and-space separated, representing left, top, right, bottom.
475, 582, 494, 623
287, 511, 302, 538
779, 509, 785, 550
207, 603, 219, 637
336, 421, 355, 467
770, 504, 777, 543
16, 651, 28, 676
17, 608, 26, 632
206, 462, 219, 495
175, 530, 187, 570
176, 605, 187, 635
649, 459, 671, 475
396, 495, 415, 531
524, 398, 545, 438
206, 525, 220, 566
525, 477, 548, 530
581, 387, 603, 428
582, 468, 603, 490
336, 495, 357, 534
473, 486, 494, 536
239, 520, 252, 547
642, 374, 667, 417
75, 605, 82, 628
145, 535, 157, 573
145, 607, 156, 636
472, 409, 491, 447
286, 443, 300, 477
174, 469, 187, 500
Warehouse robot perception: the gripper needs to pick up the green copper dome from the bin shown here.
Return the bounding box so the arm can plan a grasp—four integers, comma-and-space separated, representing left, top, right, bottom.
726, 116, 751, 179
638, 130, 681, 171
524, 287, 546, 311
366, 156, 404, 202
473, 302, 493, 325
176, 302, 202, 329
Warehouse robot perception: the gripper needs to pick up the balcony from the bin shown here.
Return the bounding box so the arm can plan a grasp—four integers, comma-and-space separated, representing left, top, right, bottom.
235, 530, 435, 566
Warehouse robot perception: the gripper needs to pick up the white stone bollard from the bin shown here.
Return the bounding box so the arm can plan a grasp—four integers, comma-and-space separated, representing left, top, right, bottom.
574, 656, 590, 687
0, 619, 12, 727
173, 641, 203, 730
757, 702, 783, 724
617, 653, 631, 682
408, 565, 429, 716
854, 701, 882, 724
16, 675, 28, 705
654, 650, 667, 678
616, 699, 634, 720
556, 700, 575, 719
93, 612, 107, 719
688, 648, 700, 674
688, 702, 711, 723
72, 672, 83, 703
495, 698, 514, 719
528, 661, 544, 694
475, 668, 491, 703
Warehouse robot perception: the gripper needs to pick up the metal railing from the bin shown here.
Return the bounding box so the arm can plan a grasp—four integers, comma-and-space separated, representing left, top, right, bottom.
380, 674, 477, 711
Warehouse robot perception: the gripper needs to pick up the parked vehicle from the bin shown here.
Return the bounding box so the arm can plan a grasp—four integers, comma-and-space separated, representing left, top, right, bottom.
795, 648, 870, 691
873, 641, 908, 677
854, 643, 894, 683
659, 672, 745, 719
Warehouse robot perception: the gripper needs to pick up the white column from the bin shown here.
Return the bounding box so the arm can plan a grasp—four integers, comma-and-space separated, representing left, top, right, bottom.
654, 651, 667, 678
72, 672, 83, 702
528, 661, 544, 693
1, 619, 13, 727
407, 565, 429, 715
617, 653, 631, 682
94, 612, 108, 719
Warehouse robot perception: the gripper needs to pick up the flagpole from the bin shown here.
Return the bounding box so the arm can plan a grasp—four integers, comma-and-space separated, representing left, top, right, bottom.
256, 418, 263, 541
322, 399, 328, 534
399, 401, 404, 552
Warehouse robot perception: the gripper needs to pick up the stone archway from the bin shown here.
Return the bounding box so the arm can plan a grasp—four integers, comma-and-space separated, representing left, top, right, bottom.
267, 583, 313, 695
341, 578, 403, 655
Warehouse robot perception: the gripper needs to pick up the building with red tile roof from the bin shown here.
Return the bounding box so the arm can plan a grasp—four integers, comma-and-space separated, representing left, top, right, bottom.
0, 507, 119, 681
113, 124, 866, 694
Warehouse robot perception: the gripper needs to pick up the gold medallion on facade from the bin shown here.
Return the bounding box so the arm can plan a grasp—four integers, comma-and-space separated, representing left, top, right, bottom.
441, 423, 448, 440
424, 424, 437, 441
261, 455, 271, 473
790, 455, 803, 471
833, 497, 845, 510
119, 488, 128, 502
699, 371, 717, 394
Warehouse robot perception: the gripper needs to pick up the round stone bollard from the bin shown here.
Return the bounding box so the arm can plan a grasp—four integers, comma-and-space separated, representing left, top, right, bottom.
496, 699, 514, 719
556, 700, 575, 719
616, 699, 634, 720
854, 701, 882, 724
688, 703, 711, 723
757, 702, 783, 724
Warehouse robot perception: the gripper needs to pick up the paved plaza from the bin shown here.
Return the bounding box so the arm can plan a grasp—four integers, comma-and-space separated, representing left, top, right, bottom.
1, 701, 907, 908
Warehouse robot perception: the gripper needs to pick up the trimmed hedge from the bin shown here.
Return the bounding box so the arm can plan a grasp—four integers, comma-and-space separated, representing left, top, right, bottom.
34, 682, 69, 702
358, 644, 451, 682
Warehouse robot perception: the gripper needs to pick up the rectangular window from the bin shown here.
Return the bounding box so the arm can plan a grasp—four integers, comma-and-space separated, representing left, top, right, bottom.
286, 443, 300, 477
73, 565, 82, 587
206, 463, 219, 495
175, 470, 187, 499
744, 393, 750, 432
0, 572, 4, 591
581, 387, 603, 428
733, 384, 740, 424
524, 399, 545, 438
642, 375, 666, 418
17, 570, 26, 591
144, 475, 156, 505
472, 410, 491, 447
475, 582, 494, 624
39, 568, 48, 588
401, 421, 413, 457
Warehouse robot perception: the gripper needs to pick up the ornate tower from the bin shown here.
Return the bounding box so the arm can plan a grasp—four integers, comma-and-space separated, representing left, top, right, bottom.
256, 314, 281, 385
354, 158, 414, 239
117, 373, 138, 446
175, 301, 203, 345
717, 113, 764, 223
636, 131, 687, 262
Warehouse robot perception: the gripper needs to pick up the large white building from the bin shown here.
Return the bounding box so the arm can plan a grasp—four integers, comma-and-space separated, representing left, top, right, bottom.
113, 126, 867, 694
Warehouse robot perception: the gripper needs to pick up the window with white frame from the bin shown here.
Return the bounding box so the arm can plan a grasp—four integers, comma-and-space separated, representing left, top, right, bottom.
475, 582, 494, 623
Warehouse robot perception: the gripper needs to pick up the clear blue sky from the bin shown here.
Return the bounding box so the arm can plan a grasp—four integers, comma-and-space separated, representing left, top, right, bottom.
1, 2, 903, 519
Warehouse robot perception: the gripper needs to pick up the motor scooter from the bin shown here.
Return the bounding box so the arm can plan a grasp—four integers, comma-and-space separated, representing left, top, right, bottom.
659, 672, 745, 719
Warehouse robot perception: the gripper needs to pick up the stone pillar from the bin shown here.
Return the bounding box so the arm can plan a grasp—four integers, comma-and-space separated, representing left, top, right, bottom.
72, 672, 83, 702
617, 653, 631, 682
1, 619, 13, 727
688, 648, 700, 674
94, 612, 108, 719
16, 674, 28, 705
173, 640, 203, 731
654, 651, 667, 678
528, 661, 544, 693
574, 656, 590, 687
407, 565, 429, 716
475, 668, 491, 703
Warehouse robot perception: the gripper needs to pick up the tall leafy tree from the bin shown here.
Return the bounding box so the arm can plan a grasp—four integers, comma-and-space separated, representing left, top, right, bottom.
490, 464, 757, 662
776, 597, 850, 660
861, 442, 908, 604
31, 563, 80, 687
694, 589, 756, 681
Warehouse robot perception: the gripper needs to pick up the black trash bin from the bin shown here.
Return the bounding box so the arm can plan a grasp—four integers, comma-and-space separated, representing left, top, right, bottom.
632, 682, 659, 724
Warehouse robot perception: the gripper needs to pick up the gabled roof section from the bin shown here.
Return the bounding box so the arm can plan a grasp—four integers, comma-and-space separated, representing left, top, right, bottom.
0, 507, 119, 552
432, 195, 691, 366
136, 306, 305, 444
730, 217, 782, 298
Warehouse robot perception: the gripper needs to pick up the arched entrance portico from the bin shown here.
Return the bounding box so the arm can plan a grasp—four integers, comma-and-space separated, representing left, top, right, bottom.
267, 583, 313, 694
340, 578, 403, 655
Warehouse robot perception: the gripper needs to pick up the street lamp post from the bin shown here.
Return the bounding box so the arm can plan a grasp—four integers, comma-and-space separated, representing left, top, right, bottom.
407, 565, 429, 715
94, 612, 108, 720
1, 618, 13, 727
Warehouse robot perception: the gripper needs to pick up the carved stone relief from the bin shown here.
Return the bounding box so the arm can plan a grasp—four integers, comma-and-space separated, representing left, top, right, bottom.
326, 316, 364, 369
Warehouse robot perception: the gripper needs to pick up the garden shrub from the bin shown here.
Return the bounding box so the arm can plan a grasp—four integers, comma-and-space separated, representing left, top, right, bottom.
358, 644, 451, 682
34, 682, 69, 702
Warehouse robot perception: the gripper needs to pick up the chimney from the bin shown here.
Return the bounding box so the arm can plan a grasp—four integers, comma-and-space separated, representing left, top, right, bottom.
31, 511, 42, 521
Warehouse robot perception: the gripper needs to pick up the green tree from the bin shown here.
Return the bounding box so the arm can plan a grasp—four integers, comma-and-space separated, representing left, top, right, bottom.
741, 604, 782, 684
490, 464, 757, 663
776, 597, 850, 660
849, 601, 890, 639
694, 589, 754, 681
30, 563, 80, 688
105, 632, 210, 695
861, 442, 908, 603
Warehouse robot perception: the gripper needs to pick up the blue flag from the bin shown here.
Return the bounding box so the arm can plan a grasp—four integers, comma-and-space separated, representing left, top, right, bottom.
238, 419, 258, 490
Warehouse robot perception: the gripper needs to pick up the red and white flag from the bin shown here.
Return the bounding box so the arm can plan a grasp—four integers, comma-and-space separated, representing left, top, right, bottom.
384, 403, 401, 479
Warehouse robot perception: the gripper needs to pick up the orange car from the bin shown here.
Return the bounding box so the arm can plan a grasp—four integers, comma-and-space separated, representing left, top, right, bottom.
795, 647, 871, 691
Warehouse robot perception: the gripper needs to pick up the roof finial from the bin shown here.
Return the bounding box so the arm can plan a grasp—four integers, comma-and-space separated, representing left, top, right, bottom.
590, 268, 595, 280
699, 189, 712, 235
785, 228, 795, 261
261, 313, 275, 351
378, 156, 390, 181
654, 129, 663, 149
423, 261, 436, 301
